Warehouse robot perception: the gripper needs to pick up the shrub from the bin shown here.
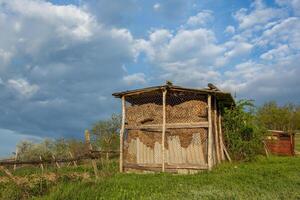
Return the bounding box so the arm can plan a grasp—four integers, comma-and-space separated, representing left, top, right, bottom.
222, 100, 266, 161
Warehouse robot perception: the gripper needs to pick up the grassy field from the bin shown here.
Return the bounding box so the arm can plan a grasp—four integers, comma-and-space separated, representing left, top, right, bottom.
1, 156, 300, 200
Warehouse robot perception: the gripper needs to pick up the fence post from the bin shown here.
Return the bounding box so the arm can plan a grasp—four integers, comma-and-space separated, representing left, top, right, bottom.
14, 147, 18, 171
52, 154, 60, 169
85, 129, 98, 179
39, 156, 44, 173
69, 151, 77, 167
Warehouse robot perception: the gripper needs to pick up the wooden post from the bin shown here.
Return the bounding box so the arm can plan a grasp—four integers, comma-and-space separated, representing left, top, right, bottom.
14, 147, 18, 171
119, 96, 126, 172
39, 156, 44, 173
85, 129, 98, 178
218, 107, 225, 161
52, 155, 61, 169
69, 151, 77, 167
207, 94, 213, 170
162, 89, 167, 172
222, 141, 232, 162
214, 97, 221, 164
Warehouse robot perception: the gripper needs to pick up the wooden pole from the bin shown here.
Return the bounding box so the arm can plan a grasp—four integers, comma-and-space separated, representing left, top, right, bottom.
85, 129, 98, 178
162, 89, 167, 172
207, 94, 213, 170
69, 151, 77, 167
214, 97, 221, 164
222, 141, 232, 162
14, 147, 18, 171
218, 107, 225, 161
39, 156, 44, 173
52, 155, 60, 169
119, 96, 126, 172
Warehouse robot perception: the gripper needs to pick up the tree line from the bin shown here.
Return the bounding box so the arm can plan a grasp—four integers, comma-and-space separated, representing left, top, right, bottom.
11, 101, 300, 161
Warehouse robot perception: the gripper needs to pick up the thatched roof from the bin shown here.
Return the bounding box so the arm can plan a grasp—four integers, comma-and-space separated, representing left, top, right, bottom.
112, 83, 234, 107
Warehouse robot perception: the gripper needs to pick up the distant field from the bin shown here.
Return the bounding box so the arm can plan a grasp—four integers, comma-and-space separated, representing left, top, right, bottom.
1, 156, 300, 200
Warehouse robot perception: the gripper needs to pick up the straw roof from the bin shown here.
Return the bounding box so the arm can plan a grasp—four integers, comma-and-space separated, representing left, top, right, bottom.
112, 83, 234, 107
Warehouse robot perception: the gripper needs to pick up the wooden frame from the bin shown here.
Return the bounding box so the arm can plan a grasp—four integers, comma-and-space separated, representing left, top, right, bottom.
214, 96, 221, 164
207, 94, 213, 170
124, 163, 208, 171
125, 122, 209, 130
218, 107, 225, 161
116, 84, 233, 173
162, 89, 167, 172
120, 96, 126, 172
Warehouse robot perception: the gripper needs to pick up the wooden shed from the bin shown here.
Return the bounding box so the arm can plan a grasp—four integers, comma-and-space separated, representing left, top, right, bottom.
265, 130, 295, 156
112, 82, 234, 173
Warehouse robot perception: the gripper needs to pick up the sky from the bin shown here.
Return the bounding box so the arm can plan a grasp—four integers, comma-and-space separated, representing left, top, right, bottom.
0, 0, 299, 157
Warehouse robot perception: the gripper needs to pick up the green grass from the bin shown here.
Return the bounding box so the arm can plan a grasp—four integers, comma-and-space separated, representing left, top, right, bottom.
1, 157, 300, 200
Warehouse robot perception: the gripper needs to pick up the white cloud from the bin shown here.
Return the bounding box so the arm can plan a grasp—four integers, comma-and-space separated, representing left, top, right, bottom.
7, 79, 39, 97
234, 0, 286, 29
186, 10, 213, 27
0, 0, 137, 137
153, 3, 161, 11
224, 42, 253, 59
256, 17, 300, 49
260, 44, 290, 60
276, 0, 300, 16
225, 25, 235, 34
3, 0, 95, 39
0, 49, 12, 65
123, 73, 146, 85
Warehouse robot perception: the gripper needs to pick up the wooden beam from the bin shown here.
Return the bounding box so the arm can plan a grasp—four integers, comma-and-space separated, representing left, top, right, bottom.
13, 147, 18, 171
52, 155, 61, 169
85, 129, 98, 178
207, 94, 213, 170
39, 156, 44, 173
69, 151, 77, 167
120, 96, 126, 172
124, 163, 208, 170
218, 107, 225, 161
126, 122, 209, 130
222, 141, 232, 162
162, 89, 167, 172
214, 97, 221, 164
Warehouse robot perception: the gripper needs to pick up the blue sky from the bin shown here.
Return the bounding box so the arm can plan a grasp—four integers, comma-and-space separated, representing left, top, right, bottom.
0, 0, 300, 157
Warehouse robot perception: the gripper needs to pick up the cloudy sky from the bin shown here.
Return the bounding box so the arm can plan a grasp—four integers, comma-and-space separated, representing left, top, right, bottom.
0, 0, 299, 157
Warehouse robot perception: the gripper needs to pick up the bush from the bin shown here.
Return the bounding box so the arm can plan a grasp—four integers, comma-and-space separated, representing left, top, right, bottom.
222, 100, 266, 161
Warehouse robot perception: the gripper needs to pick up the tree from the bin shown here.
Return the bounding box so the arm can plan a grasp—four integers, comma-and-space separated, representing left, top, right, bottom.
222, 100, 266, 161
91, 114, 121, 151
257, 101, 300, 131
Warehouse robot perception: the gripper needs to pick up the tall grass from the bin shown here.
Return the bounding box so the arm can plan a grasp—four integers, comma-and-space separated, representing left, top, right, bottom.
1, 157, 300, 200
35, 156, 300, 200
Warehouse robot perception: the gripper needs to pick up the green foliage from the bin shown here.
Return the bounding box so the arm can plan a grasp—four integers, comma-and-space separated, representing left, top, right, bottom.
91, 114, 121, 151
257, 101, 300, 131
17, 138, 86, 161
0, 182, 23, 200
222, 100, 266, 161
